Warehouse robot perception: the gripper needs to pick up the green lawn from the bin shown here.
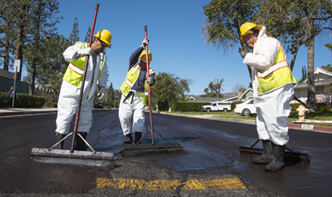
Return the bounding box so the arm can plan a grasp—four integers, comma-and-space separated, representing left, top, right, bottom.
163, 110, 332, 127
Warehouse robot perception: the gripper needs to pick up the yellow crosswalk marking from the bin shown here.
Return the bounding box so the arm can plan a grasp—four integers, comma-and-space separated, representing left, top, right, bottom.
96, 177, 246, 190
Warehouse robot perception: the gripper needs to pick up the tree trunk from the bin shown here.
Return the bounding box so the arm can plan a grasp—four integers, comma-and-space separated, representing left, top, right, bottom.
3, 35, 10, 71
168, 101, 172, 112
155, 100, 159, 112
307, 38, 316, 108
14, 3, 26, 81
29, 3, 41, 95
289, 44, 300, 71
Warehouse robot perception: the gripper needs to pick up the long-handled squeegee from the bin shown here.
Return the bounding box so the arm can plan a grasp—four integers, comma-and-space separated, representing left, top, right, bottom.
30, 3, 114, 168
122, 26, 183, 156
234, 18, 310, 163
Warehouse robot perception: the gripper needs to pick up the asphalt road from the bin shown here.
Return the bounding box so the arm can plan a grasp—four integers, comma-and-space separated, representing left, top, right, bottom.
0, 110, 331, 196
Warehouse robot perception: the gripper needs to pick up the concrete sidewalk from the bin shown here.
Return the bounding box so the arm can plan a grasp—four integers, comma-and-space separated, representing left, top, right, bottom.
0, 107, 58, 116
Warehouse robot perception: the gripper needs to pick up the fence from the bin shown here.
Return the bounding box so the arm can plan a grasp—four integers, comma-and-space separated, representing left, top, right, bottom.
0, 76, 30, 94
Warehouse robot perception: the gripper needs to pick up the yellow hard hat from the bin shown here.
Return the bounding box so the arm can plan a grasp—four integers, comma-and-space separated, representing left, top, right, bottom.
140, 50, 152, 63
94, 29, 112, 47
240, 22, 262, 37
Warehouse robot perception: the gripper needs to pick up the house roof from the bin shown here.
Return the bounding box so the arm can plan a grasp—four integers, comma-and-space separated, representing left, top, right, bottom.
239, 88, 253, 99
295, 67, 332, 89
295, 78, 332, 88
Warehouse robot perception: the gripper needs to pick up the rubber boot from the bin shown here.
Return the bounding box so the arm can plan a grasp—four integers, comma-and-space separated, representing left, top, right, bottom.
134, 132, 142, 144
265, 145, 285, 172
252, 140, 274, 164
56, 132, 66, 149
74, 132, 88, 151
124, 134, 132, 144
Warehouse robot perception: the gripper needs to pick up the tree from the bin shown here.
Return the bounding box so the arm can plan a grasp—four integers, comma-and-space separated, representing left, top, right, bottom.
255, 0, 332, 108
298, 65, 307, 83
208, 78, 225, 98
105, 82, 115, 108
203, 0, 332, 108
69, 17, 79, 45
202, 0, 259, 51
84, 27, 91, 43
151, 72, 191, 112
24, 0, 61, 95
232, 83, 246, 93
325, 43, 332, 51
321, 64, 332, 72
35, 34, 70, 100
13, 0, 31, 81
0, 0, 16, 71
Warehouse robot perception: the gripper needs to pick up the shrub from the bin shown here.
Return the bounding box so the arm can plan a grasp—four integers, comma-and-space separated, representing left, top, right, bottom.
0, 92, 45, 108
43, 101, 57, 108
173, 101, 210, 112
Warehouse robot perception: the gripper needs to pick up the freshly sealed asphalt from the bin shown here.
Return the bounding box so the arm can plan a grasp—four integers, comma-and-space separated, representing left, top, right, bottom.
0, 108, 331, 196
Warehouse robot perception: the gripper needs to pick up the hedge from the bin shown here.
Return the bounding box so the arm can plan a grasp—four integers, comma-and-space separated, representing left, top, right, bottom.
0, 92, 45, 108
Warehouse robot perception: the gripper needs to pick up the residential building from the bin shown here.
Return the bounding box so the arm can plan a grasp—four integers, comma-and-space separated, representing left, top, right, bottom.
294, 67, 332, 103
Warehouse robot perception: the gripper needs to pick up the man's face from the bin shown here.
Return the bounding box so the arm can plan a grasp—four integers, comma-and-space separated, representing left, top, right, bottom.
243, 34, 256, 49
92, 39, 107, 53
140, 60, 147, 70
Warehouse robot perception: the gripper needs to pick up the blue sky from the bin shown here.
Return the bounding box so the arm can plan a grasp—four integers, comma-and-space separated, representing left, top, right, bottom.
31, 0, 332, 95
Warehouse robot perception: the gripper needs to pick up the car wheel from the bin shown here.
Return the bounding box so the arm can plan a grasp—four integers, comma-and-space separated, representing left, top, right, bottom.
223, 108, 228, 112
242, 109, 250, 116
206, 108, 211, 112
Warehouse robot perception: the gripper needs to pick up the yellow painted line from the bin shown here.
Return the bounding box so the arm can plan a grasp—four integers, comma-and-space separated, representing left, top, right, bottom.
96, 177, 246, 190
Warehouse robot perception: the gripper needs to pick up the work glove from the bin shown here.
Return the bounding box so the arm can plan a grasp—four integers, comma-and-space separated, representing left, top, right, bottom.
77, 47, 93, 57
97, 86, 106, 103
239, 48, 248, 58
146, 77, 154, 86
141, 38, 149, 48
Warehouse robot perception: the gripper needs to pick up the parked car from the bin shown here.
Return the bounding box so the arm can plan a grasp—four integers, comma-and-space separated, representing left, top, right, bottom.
234, 99, 256, 116
201, 102, 232, 112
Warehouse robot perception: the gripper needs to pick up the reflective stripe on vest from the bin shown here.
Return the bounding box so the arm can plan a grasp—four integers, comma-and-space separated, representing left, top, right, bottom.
256, 38, 294, 95
120, 63, 154, 105
63, 42, 105, 88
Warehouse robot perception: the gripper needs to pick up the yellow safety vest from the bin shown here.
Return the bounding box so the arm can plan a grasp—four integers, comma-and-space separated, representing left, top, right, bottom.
120, 63, 155, 105
63, 42, 106, 88
256, 37, 297, 95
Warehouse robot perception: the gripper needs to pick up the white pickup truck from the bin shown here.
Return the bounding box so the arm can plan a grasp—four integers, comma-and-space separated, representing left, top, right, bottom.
201, 102, 232, 112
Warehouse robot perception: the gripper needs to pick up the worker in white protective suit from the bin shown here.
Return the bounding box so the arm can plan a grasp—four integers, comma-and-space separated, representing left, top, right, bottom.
239, 22, 296, 172
119, 38, 155, 144
55, 29, 112, 150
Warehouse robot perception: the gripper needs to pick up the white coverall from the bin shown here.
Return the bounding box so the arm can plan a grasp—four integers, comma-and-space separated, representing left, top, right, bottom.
243, 26, 294, 146
55, 43, 108, 134
119, 91, 146, 136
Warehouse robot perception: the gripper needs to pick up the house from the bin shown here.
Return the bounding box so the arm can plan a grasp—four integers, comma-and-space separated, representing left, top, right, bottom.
294, 67, 332, 103
222, 88, 253, 102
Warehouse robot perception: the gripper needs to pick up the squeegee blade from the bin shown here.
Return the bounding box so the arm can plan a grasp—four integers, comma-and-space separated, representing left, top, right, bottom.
122, 142, 184, 156
30, 148, 114, 168
239, 146, 310, 163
